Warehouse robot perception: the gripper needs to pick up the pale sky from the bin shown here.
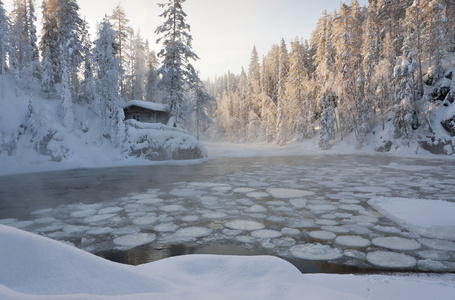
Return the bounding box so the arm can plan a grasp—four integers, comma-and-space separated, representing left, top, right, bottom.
5, 0, 369, 79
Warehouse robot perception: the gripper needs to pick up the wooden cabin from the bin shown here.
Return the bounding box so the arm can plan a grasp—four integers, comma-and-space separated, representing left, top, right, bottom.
123, 100, 171, 125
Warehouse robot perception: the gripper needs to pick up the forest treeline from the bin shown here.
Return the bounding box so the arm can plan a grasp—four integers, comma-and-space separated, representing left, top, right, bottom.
207, 0, 455, 150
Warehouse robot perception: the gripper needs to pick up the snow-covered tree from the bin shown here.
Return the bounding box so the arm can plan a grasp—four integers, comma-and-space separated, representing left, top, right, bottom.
319, 92, 335, 150
276, 38, 289, 145
40, 0, 58, 87
109, 3, 131, 96
93, 18, 125, 145
155, 0, 199, 126
247, 45, 261, 120
0, 0, 10, 77
145, 50, 160, 102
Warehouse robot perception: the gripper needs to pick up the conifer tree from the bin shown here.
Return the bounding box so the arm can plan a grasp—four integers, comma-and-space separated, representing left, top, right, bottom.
93, 18, 125, 145
0, 0, 10, 77
156, 0, 199, 126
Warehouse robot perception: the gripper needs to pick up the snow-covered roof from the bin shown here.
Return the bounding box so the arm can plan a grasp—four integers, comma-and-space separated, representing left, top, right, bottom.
124, 100, 170, 113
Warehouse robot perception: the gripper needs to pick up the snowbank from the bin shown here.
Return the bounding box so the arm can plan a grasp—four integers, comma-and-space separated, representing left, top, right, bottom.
369, 197, 455, 241
1, 225, 455, 300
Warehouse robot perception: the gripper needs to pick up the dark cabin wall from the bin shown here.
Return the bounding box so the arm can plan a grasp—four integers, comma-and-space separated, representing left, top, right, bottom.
124, 106, 170, 125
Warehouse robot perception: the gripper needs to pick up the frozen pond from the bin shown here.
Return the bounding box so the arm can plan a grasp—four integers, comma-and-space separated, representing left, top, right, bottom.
1, 154, 455, 273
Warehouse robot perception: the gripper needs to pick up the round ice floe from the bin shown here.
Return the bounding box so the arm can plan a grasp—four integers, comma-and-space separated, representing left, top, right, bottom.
246, 192, 270, 199
339, 204, 364, 212
281, 228, 300, 236
417, 259, 452, 272
236, 235, 256, 244
212, 186, 232, 192
274, 237, 297, 247
289, 199, 308, 209
34, 217, 57, 224
315, 219, 338, 226
321, 226, 350, 234
340, 199, 361, 204
137, 198, 163, 205
354, 186, 391, 193
70, 209, 97, 218
245, 205, 267, 213
83, 214, 116, 223
202, 212, 227, 219
344, 224, 371, 235
307, 204, 337, 212
417, 250, 451, 261
224, 220, 265, 231
8, 221, 34, 229
334, 212, 353, 219
266, 201, 287, 206
31, 208, 53, 215
154, 223, 179, 232
159, 205, 185, 213
251, 229, 283, 239
309, 231, 336, 241
344, 249, 366, 260
419, 238, 455, 251
267, 188, 315, 199
350, 215, 379, 223
98, 206, 123, 214
87, 227, 113, 235
131, 193, 156, 200
373, 225, 402, 234
172, 227, 212, 240
222, 228, 242, 236
233, 187, 256, 193
372, 237, 421, 251
180, 215, 199, 222
133, 215, 158, 226
288, 219, 316, 229
367, 251, 416, 269
0, 218, 17, 225
290, 244, 343, 260
114, 233, 156, 247
335, 236, 371, 248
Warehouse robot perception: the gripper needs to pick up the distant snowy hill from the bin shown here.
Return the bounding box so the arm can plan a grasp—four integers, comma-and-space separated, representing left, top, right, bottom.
0, 75, 206, 175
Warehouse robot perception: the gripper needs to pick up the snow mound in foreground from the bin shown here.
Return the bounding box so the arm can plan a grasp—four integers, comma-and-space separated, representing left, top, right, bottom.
1, 225, 455, 299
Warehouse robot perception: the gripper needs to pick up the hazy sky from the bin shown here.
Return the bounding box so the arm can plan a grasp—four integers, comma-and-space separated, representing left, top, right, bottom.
6, 0, 369, 79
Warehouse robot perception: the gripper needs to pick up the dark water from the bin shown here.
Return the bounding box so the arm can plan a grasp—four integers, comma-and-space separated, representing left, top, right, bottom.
1, 154, 455, 274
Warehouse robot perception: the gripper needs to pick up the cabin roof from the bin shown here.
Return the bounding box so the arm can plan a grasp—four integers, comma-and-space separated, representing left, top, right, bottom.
123, 100, 170, 113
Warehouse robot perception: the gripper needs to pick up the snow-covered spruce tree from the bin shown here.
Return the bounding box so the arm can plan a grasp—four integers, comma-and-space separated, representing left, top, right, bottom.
10, 0, 40, 82
155, 0, 199, 127
40, 0, 58, 90
145, 50, 160, 102
247, 45, 262, 131
57, 0, 84, 128
109, 3, 131, 98
357, 68, 368, 148
276, 38, 289, 145
192, 77, 215, 140
286, 38, 307, 142
393, 40, 417, 145
0, 0, 10, 77
93, 18, 125, 146
319, 92, 335, 150
80, 20, 96, 104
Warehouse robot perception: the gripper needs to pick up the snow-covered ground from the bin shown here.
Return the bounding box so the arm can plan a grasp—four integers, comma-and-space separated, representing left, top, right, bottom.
1, 224, 455, 300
